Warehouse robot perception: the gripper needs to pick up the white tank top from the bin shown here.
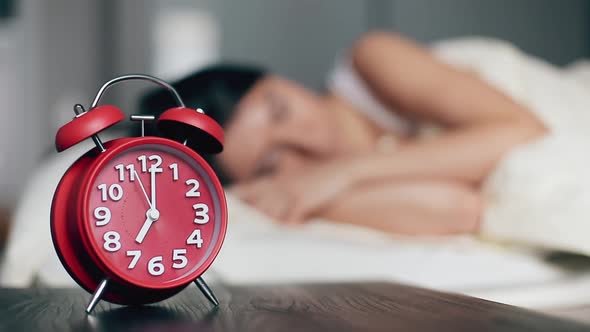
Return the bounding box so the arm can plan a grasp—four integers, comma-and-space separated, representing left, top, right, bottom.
326, 55, 414, 136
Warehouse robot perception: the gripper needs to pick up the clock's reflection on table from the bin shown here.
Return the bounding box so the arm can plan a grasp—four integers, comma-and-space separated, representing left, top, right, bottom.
0, 283, 588, 332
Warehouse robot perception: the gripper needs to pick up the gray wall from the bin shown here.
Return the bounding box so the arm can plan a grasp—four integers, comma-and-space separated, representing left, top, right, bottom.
152, 0, 590, 90
0, 0, 104, 205
153, 0, 369, 89
390, 0, 590, 66
209, 0, 368, 89
1, 0, 590, 207
43, 0, 590, 116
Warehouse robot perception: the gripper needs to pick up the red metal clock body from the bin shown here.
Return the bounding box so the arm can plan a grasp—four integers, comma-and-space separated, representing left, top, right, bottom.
51, 137, 227, 304
50, 74, 227, 312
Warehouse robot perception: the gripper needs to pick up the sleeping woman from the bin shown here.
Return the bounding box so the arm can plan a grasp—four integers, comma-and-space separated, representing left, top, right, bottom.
142, 32, 549, 235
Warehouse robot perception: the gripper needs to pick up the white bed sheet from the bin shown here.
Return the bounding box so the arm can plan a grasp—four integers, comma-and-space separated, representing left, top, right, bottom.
208, 195, 590, 310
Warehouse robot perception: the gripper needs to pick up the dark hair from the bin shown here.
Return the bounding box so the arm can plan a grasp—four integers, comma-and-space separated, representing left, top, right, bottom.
138, 63, 266, 185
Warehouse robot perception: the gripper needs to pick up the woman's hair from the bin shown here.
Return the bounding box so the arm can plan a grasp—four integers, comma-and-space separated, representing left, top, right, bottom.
138, 63, 266, 184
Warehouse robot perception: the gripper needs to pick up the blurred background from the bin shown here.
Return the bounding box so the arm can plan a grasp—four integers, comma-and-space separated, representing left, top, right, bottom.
0, 0, 589, 211
2, 0, 590, 318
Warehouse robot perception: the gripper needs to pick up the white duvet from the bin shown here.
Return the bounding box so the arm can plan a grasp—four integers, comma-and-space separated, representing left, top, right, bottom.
433, 39, 590, 254
2, 38, 590, 310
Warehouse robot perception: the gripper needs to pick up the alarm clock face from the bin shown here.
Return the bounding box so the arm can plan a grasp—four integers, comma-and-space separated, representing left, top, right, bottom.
80, 139, 226, 289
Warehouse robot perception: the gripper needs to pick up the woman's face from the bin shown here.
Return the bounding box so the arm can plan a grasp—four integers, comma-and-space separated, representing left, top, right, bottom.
218, 76, 339, 182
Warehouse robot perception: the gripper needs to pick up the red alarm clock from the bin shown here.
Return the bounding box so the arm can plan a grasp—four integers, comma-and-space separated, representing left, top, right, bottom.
50, 74, 227, 313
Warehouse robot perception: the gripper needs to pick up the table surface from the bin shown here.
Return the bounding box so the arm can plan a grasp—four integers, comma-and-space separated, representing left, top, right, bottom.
0, 282, 589, 332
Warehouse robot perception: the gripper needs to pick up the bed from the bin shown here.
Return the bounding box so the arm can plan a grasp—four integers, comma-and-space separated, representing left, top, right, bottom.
2, 137, 590, 310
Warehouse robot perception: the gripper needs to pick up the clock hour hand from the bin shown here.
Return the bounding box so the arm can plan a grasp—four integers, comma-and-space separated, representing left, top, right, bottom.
135, 209, 160, 244
135, 217, 153, 244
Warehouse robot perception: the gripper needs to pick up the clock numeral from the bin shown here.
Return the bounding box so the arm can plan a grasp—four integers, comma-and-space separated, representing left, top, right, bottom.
124, 250, 192, 274
172, 249, 188, 269
138, 154, 163, 173
114, 164, 124, 181
114, 164, 136, 182
126, 250, 142, 269
93, 207, 111, 226
185, 179, 201, 197
103, 231, 121, 252
193, 203, 209, 224
126, 164, 136, 181
138, 155, 147, 172
98, 183, 123, 202
148, 155, 163, 172
148, 256, 165, 276
169, 163, 179, 181
186, 229, 204, 248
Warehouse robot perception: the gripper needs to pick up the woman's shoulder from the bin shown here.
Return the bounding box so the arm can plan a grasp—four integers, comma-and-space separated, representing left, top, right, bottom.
325, 52, 413, 135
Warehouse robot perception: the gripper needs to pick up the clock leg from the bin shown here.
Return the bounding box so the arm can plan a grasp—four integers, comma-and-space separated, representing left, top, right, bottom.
194, 277, 219, 307
85, 278, 109, 314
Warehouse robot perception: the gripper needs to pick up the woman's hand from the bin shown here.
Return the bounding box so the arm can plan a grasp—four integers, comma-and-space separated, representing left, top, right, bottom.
233, 161, 357, 223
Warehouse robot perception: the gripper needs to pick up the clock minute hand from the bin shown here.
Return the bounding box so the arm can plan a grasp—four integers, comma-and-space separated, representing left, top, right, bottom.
150, 166, 157, 211
133, 169, 153, 209
135, 167, 161, 244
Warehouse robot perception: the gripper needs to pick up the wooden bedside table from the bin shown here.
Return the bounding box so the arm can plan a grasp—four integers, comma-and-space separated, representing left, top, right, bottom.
0, 282, 588, 331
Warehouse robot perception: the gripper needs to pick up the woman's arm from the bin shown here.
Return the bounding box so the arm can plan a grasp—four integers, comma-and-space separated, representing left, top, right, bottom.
351, 32, 538, 127
348, 32, 546, 185
318, 179, 481, 235
346, 122, 542, 186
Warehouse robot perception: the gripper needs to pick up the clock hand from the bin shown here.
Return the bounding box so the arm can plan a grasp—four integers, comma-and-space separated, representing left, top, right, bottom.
135, 217, 153, 244
135, 209, 160, 244
133, 169, 153, 209
134, 167, 161, 244
150, 166, 157, 211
